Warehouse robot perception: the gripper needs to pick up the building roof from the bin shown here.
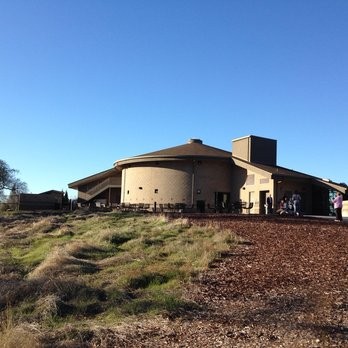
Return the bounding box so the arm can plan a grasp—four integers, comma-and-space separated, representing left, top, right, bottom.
68, 137, 347, 194
68, 168, 120, 189
233, 156, 312, 179
233, 156, 347, 193
115, 139, 232, 167
40, 190, 62, 195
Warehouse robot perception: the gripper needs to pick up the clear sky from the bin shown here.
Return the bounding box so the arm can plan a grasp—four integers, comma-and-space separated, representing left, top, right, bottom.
1, 0, 347, 198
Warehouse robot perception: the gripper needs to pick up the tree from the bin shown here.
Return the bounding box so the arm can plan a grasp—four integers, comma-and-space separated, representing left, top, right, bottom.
0, 159, 28, 199
6, 184, 20, 210
62, 190, 69, 206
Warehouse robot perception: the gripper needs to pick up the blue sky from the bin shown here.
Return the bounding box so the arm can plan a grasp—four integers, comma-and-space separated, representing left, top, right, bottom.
1, 0, 347, 198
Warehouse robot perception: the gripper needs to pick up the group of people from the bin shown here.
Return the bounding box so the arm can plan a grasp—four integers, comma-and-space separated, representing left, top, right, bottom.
275, 191, 302, 216
270, 190, 343, 222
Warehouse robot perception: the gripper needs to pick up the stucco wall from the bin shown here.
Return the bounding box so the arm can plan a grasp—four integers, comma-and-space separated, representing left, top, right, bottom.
121, 159, 232, 207
238, 169, 273, 214
238, 167, 328, 215
122, 162, 192, 205
232, 136, 277, 166
343, 200, 348, 218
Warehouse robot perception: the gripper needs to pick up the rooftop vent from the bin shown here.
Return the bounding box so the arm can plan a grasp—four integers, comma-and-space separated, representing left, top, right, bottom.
188, 138, 203, 144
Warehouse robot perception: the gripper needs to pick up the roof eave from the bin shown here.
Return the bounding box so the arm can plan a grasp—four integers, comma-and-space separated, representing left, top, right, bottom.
68, 168, 120, 189
314, 179, 347, 193
115, 155, 232, 167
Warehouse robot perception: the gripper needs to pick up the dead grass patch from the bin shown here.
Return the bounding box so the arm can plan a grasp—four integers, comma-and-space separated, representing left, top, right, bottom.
65, 241, 104, 259
0, 308, 41, 348
28, 246, 99, 279
0, 212, 239, 346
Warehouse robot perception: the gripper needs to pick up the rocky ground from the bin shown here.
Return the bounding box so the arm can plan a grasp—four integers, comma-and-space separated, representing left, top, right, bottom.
106, 215, 347, 348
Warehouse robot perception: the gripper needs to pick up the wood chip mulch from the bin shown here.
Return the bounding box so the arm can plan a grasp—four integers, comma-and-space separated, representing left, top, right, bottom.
130, 216, 348, 348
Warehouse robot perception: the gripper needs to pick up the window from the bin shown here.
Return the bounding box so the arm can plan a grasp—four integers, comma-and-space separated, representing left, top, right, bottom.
246, 174, 255, 185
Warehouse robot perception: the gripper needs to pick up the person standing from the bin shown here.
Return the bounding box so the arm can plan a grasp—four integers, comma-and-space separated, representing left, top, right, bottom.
292, 191, 301, 216
332, 192, 343, 222
266, 194, 273, 214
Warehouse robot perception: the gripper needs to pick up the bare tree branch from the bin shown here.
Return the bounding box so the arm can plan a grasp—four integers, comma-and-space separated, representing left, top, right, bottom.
0, 159, 28, 194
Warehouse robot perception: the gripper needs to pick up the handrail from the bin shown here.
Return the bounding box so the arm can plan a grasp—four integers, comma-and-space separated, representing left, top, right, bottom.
79, 177, 120, 201
87, 178, 111, 197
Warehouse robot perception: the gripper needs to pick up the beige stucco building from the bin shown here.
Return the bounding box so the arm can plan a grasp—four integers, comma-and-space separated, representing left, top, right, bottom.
69, 135, 347, 215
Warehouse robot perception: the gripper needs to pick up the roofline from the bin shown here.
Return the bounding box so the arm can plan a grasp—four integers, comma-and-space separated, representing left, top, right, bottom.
232, 134, 277, 142
68, 168, 120, 189
232, 155, 313, 177
315, 179, 347, 193
231, 134, 253, 142
232, 157, 273, 178
114, 154, 232, 167
232, 156, 347, 192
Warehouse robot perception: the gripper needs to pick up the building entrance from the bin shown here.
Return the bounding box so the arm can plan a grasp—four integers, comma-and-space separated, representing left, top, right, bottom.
215, 192, 230, 212
259, 190, 269, 214
196, 200, 205, 213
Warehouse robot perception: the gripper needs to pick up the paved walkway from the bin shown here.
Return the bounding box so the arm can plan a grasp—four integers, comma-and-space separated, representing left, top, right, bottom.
304, 215, 348, 223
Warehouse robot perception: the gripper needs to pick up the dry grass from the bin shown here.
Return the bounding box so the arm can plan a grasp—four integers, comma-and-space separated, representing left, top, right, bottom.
35, 294, 60, 320
0, 308, 41, 348
0, 211, 236, 346
27, 242, 100, 280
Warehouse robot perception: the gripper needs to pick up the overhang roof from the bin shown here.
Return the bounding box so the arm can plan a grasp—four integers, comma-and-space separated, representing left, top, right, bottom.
115, 139, 232, 167
68, 168, 120, 189
233, 156, 347, 193
232, 156, 312, 179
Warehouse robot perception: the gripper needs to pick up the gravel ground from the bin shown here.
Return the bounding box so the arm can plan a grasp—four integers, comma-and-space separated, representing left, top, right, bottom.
115, 215, 348, 348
